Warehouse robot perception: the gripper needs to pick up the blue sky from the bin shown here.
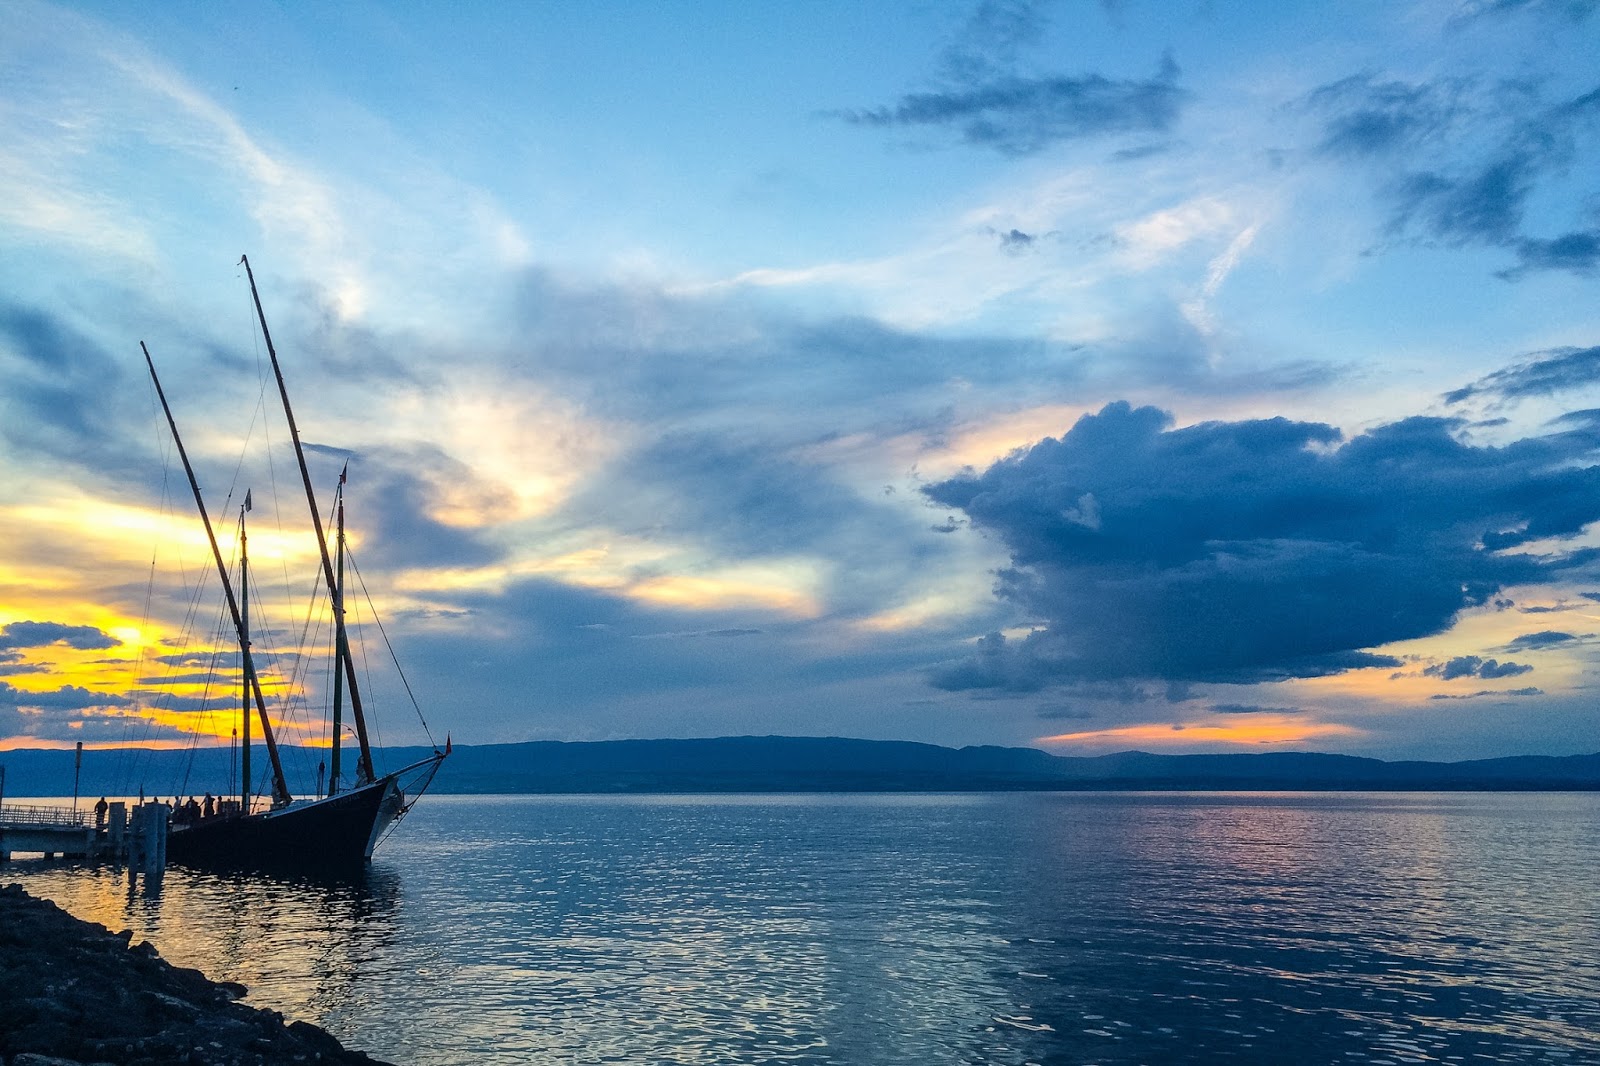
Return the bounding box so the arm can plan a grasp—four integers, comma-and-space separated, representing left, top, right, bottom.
3, 0, 1599, 762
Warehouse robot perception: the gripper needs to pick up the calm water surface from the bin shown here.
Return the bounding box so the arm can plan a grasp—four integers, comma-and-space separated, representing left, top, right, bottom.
9, 792, 1599, 1064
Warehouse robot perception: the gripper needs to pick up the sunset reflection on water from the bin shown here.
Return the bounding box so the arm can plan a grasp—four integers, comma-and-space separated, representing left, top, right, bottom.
9, 792, 1600, 1065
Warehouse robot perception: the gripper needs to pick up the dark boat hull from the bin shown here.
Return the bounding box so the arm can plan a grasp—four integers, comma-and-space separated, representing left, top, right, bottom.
167, 775, 402, 873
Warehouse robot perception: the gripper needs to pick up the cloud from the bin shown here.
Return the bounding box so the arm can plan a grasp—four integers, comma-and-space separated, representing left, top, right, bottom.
836, 56, 1185, 155
1423, 655, 1533, 679
1305, 74, 1600, 276
832, 4, 1182, 156
0, 305, 139, 473
923, 401, 1600, 690
1445, 346, 1600, 405
1450, 0, 1598, 25
1505, 630, 1578, 650
0, 621, 121, 652
1503, 230, 1600, 277
1429, 686, 1543, 699
1210, 703, 1304, 715
997, 228, 1037, 252
1311, 75, 1467, 158
0, 681, 132, 711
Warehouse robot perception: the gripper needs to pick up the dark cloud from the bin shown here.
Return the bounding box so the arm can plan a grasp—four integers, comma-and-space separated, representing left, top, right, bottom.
0, 621, 120, 651
1445, 346, 1600, 406
0, 681, 132, 711
923, 401, 1600, 690
1505, 630, 1578, 649
1450, 0, 1598, 24
998, 228, 1037, 252
836, 56, 1185, 155
1210, 703, 1304, 715
831, 1, 1182, 155
0, 304, 141, 474
1306, 75, 1600, 276
1423, 655, 1533, 679
1502, 230, 1600, 277
632, 628, 764, 641
1429, 686, 1543, 699
1036, 704, 1095, 720
1310, 75, 1466, 157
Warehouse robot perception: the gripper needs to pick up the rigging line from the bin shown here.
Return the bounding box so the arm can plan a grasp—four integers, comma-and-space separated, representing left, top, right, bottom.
345, 547, 436, 747
245, 560, 313, 786
344, 584, 386, 760
123, 372, 185, 791
242, 270, 303, 700
134, 522, 217, 795
181, 595, 231, 787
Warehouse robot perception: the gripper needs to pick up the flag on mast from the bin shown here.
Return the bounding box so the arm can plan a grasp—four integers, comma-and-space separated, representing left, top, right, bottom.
244, 489, 253, 512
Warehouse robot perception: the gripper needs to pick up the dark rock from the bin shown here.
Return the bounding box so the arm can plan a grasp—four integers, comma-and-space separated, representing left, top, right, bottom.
0, 883, 398, 1066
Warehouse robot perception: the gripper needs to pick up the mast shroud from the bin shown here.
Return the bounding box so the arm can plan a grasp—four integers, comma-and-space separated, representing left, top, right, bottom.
141, 342, 291, 808
240, 503, 252, 813
329, 478, 347, 795
240, 254, 376, 786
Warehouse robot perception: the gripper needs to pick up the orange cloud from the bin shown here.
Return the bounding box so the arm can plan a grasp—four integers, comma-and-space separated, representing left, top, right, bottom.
1037, 716, 1362, 748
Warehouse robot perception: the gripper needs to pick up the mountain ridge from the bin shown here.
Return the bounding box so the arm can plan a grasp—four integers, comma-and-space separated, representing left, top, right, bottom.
3, 735, 1597, 797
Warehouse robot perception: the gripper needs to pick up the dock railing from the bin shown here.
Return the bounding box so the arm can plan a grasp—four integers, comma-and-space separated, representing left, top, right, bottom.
0, 803, 88, 829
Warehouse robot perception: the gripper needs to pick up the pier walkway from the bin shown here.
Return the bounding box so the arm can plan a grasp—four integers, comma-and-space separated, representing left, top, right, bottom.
0, 802, 93, 859
0, 800, 167, 872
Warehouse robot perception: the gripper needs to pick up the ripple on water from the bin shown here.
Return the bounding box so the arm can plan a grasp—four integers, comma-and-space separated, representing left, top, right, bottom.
8, 791, 1599, 1065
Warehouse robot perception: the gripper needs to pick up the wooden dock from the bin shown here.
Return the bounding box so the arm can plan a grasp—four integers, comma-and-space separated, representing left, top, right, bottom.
0, 800, 167, 873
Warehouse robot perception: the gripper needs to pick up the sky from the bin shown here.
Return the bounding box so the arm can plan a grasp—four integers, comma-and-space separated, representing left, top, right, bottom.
2, 0, 1599, 763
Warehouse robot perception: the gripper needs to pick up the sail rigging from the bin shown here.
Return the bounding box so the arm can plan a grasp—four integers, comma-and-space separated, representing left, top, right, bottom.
141, 341, 290, 809
241, 254, 377, 787
133, 260, 448, 872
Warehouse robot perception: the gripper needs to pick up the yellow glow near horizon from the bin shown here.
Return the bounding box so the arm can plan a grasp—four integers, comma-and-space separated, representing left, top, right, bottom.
7, 495, 320, 571
0, 736, 198, 752
1037, 716, 1363, 748
628, 572, 820, 616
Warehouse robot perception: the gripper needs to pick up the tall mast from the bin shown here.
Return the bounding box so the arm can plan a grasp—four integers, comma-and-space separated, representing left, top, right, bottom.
239, 499, 252, 814
329, 473, 346, 796
142, 342, 291, 808
240, 255, 376, 786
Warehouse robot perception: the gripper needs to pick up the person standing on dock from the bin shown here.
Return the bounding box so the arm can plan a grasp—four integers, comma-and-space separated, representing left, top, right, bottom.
94, 797, 108, 828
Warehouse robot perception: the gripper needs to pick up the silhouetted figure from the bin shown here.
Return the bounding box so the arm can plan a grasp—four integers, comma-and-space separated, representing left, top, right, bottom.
185, 796, 201, 823
94, 797, 108, 828
203, 793, 214, 819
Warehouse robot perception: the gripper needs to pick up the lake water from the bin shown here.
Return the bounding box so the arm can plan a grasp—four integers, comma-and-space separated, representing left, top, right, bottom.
7, 792, 1599, 1064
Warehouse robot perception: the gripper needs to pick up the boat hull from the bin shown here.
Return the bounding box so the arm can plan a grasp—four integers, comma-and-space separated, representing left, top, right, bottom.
167, 776, 401, 874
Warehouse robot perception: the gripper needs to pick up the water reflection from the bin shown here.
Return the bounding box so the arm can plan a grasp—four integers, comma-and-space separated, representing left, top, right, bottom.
9, 792, 1600, 1065
10, 855, 401, 1032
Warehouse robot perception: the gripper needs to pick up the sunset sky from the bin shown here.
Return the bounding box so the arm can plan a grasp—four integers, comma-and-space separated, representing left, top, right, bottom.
3, 0, 1599, 762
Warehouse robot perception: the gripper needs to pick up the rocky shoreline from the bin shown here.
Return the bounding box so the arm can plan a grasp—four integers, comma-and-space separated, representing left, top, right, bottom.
0, 884, 396, 1066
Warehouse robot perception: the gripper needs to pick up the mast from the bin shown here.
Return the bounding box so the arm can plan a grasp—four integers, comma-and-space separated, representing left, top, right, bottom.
329, 473, 346, 796
142, 342, 291, 808
240, 255, 376, 786
239, 498, 252, 814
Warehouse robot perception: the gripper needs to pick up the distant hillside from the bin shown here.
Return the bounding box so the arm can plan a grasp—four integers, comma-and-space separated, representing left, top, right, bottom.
4, 736, 1597, 797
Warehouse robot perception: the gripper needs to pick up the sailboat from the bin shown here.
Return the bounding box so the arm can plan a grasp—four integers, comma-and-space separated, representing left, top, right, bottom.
141, 255, 447, 872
